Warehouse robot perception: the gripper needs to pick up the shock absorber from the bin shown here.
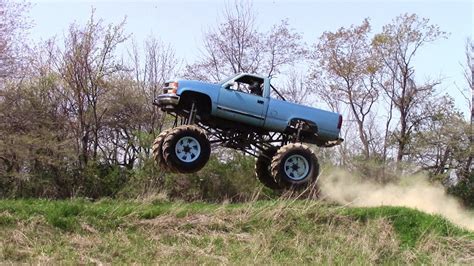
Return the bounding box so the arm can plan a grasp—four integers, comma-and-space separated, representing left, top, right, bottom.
187, 102, 197, 124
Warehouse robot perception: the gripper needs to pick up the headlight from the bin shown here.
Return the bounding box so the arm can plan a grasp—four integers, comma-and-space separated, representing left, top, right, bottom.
164, 82, 178, 94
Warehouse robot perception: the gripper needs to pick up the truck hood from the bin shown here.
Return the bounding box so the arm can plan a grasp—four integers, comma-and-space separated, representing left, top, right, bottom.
176, 80, 221, 93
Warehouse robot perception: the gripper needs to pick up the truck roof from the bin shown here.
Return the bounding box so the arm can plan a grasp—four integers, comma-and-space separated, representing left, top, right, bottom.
218, 73, 266, 84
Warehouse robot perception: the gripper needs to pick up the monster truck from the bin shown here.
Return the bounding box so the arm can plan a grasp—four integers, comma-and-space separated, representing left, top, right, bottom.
153, 73, 343, 190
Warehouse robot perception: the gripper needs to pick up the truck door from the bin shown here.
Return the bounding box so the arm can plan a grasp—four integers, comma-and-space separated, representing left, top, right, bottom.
216, 75, 267, 127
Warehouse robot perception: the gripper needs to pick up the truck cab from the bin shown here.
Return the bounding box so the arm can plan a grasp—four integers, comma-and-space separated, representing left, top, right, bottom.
216, 73, 271, 127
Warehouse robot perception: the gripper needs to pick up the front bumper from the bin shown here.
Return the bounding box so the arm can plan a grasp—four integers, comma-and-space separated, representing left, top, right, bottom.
154, 94, 180, 108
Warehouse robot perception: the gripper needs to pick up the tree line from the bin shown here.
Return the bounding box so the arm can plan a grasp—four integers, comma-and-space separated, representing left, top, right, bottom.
0, 0, 472, 204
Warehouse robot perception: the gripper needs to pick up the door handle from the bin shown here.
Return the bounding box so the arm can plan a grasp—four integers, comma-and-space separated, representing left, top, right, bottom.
257, 100, 264, 104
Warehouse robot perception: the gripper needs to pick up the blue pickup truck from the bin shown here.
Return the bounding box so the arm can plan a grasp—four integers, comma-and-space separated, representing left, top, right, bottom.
153, 73, 343, 190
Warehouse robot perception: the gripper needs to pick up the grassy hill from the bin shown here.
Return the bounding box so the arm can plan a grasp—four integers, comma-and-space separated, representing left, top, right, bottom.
0, 199, 473, 264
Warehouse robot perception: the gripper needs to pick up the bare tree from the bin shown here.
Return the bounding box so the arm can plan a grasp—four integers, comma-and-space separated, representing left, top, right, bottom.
462, 38, 473, 175
184, 0, 306, 81
132, 36, 179, 130
447, 39, 474, 178
408, 95, 468, 175
126, 36, 179, 162
54, 11, 128, 167
264, 19, 306, 77
0, 0, 29, 80
101, 77, 150, 168
276, 70, 313, 104
372, 13, 447, 163
312, 19, 379, 159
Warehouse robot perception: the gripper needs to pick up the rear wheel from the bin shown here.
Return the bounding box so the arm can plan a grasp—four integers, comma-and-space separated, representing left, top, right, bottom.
255, 146, 281, 189
271, 143, 320, 190
162, 125, 211, 173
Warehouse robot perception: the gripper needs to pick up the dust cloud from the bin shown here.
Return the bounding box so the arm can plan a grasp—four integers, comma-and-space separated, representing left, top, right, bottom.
319, 168, 474, 231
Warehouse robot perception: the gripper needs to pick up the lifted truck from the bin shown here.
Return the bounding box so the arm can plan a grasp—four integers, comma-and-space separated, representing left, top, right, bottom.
153, 73, 343, 190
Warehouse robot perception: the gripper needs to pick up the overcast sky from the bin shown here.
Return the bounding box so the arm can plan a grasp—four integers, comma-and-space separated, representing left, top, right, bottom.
26, 0, 473, 117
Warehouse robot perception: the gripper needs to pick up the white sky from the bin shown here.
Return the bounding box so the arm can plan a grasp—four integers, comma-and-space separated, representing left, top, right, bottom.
26, 0, 474, 118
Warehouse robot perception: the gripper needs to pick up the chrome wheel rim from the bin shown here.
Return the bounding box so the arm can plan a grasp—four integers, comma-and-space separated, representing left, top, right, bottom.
284, 154, 309, 181
175, 136, 201, 163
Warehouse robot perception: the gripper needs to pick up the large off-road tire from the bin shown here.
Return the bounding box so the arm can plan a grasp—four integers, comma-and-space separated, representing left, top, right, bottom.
162, 125, 211, 173
271, 143, 320, 190
255, 146, 281, 189
152, 129, 173, 171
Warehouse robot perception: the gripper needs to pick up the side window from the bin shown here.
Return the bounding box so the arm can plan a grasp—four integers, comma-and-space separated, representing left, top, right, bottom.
229, 82, 250, 93
231, 76, 264, 96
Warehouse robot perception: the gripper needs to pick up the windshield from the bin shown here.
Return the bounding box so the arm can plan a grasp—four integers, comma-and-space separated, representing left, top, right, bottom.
218, 74, 240, 85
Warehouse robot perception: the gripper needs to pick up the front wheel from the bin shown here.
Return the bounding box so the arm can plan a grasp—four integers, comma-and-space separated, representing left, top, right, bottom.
162, 125, 211, 173
271, 143, 320, 190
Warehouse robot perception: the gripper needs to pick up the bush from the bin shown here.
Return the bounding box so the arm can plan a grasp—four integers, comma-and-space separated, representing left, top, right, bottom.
1, 148, 279, 202
81, 162, 129, 199
448, 172, 474, 208
117, 157, 165, 198
163, 152, 262, 202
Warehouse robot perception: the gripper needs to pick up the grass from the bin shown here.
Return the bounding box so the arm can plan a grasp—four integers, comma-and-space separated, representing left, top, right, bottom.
0, 198, 473, 264
342, 206, 470, 248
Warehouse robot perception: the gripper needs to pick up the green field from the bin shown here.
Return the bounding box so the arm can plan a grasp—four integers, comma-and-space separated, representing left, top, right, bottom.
0, 199, 473, 264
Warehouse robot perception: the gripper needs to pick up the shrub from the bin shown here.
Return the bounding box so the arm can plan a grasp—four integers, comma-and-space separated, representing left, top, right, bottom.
163, 152, 261, 202
448, 172, 474, 208
81, 162, 129, 199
